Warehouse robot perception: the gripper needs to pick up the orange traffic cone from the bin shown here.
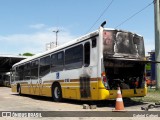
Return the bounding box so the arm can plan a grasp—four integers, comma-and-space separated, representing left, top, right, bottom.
113, 87, 125, 111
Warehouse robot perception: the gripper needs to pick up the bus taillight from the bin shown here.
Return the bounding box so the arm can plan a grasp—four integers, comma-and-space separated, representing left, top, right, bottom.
101, 72, 106, 82
103, 77, 107, 82
101, 72, 109, 89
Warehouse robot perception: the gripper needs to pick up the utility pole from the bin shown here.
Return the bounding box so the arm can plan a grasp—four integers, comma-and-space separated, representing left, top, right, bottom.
53, 30, 59, 46
154, 0, 160, 90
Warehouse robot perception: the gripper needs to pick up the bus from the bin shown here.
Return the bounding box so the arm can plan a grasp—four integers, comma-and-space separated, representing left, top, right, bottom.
0, 72, 10, 87
0, 75, 3, 86
10, 25, 148, 101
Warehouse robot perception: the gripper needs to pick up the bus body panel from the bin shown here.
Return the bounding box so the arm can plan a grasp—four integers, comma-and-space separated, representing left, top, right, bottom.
11, 84, 17, 92
108, 87, 147, 99
10, 27, 148, 101
11, 80, 147, 100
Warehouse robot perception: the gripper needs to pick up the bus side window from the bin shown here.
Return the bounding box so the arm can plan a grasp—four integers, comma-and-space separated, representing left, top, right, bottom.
15, 67, 19, 81
23, 63, 31, 80
84, 42, 90, 67
39, 56, 50, 78
31, 60, 39, 79
12, 68, 16, 82
65, 45, 83, 70
51, 51, 64, 72
18, 65, 24, 80
92, 38, 97, 48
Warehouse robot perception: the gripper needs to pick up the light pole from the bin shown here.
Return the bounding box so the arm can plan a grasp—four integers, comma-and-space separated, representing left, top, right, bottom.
53, 30, 59, 46
154, 0, 160, 90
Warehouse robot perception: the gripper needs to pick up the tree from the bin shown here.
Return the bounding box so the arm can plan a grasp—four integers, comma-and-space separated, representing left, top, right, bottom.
22, 52, 34, 56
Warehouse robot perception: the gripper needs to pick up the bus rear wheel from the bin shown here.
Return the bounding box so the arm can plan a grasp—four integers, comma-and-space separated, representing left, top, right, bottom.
52, 83, 62, 102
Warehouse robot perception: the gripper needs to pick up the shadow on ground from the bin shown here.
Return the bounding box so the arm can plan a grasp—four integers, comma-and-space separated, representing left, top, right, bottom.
11, 93, 148, 108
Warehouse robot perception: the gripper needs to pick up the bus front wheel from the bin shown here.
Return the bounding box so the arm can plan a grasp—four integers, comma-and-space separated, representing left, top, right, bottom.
52, 83, 62, 102
17, 85, 21, 96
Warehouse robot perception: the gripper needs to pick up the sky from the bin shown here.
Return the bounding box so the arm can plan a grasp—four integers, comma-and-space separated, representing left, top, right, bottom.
0, 0, 155, 55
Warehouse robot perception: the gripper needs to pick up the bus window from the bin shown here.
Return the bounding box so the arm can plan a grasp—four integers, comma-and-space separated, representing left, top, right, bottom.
84, 42, 90, 67
15, 67, 19, 81
18, 65, 24, 80
31, 60, 39, 79
65, 45, 83, 69
23, 63, 31, 80
92, 38, 97, 48
10, 69, 15, 83
51, 51, 64, 72
39, 56, 50, 77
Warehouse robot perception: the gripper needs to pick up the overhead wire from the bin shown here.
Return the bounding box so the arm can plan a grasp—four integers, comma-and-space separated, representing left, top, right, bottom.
86, 0, 114, 33
115, 0, 154, 28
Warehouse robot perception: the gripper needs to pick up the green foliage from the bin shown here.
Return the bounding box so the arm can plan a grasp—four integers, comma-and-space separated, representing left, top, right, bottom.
22, 52, 34, 56
146, 64, 151, 70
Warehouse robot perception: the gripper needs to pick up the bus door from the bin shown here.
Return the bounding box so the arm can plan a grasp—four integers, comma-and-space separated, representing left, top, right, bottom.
39, 56, 51, 96
80, 42, 91, 98
80, 76, 91, 98
30, 60, 39, 95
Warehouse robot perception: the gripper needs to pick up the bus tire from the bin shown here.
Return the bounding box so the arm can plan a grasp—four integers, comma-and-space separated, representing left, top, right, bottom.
52, 83, 62, 102
17, 85, 21, 96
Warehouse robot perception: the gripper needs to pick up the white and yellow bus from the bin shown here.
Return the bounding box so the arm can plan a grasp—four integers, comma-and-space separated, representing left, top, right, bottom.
10, 25, 148, 101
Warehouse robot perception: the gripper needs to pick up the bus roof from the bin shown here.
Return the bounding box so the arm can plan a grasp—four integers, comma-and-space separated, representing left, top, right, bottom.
13, 30, 100, 67
12, 28, 143, 67
103, 28, 143, 37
